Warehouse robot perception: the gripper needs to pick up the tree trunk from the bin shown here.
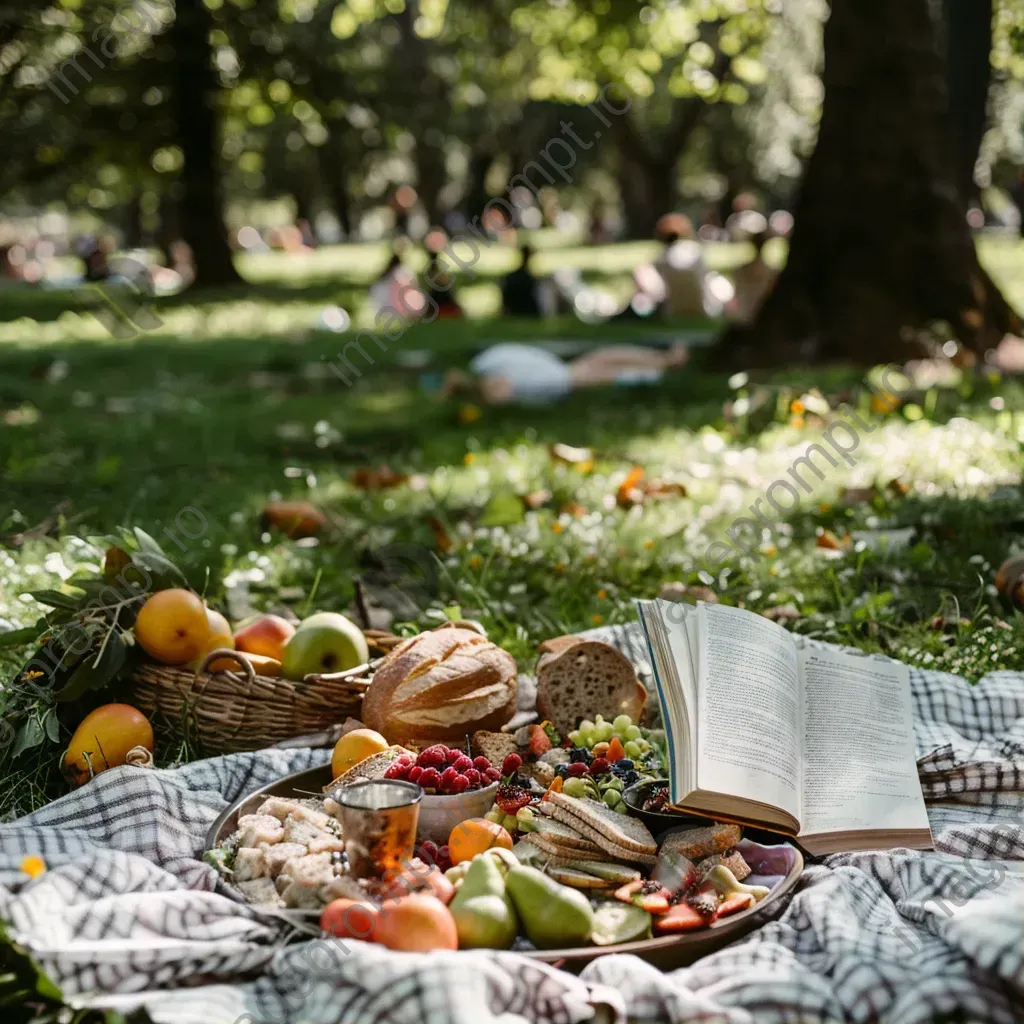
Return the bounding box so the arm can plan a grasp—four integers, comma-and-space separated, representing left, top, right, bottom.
464, 149, 493, 221
318, 130, 353, 239
170, 0, 240, 288
717, 0, 1019, 368
943, 0, 993, 206
618, 153, 675, 239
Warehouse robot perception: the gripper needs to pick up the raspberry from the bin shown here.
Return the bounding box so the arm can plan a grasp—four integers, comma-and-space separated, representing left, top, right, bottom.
407, 765, 424, 784
440, 766, 460, 791
463, 768, 482, 788
484, 767, 501, 783
395, 754, 414, 766
566, 762, 589, 777
501, 753, 523, 776
384, 764, 404, 779
436, 845, 452, 872
419, 767, 442, 790
589, 757, 610, 775
473, 756, 491, 772
451, 775, 470, 793
452, 755, 473, 773
417, 746, 447, 769
445, 747, 463, 764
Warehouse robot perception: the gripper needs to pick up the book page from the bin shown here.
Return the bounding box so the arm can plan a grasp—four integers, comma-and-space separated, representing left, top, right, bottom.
696, 604, 802, 823
799, 647, 930, 838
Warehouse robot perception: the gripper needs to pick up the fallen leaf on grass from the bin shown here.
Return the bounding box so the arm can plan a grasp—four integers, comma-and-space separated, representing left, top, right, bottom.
616, 466, 646, 508
350, 466, 408, 490
262, 501, 327, 538
550, 442, 593, 466
816, 530, 850, 550
426, 516, 453, 553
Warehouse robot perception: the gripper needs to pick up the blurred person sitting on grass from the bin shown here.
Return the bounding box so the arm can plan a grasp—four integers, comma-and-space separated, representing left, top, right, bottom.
624, 213, 732, 320
438, 341, 689, 406
501, 244, 543, 317
422, 253, 463, 319
726, 230, 778, 325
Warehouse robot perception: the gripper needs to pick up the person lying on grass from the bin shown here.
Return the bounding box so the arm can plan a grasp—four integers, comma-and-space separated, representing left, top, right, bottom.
439, 341, 690, 405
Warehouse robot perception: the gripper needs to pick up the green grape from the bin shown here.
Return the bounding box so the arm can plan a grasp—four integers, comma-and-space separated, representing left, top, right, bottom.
603, 790, 621, 809
594, 714, 605, 724
568, 730, 580, 746
579, 719, 595, 736
624, 725, 642, 741
612, 714, 632, 732
595, 722, 615, 743
636, 740, 650, 754
577, 731, 593, 750
563, 778, 589, 798
624, 740, 642, 759
503, 814, 519, 832
485, 807, 503, 823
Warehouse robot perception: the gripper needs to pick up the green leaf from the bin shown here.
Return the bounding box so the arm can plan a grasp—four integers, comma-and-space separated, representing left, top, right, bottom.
131, 550, 186, 586
0, 625, 44, 650
442, 604, 463, 621
11, 716, 45, 757
478, 489, 525, 528
43, 708, 61, 744
133, 526, 167, 557
53, 633, 126, 702
27, 589, 84, 612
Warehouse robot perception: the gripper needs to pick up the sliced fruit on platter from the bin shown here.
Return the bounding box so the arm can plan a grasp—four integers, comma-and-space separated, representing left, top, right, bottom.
591, 902, 653, 946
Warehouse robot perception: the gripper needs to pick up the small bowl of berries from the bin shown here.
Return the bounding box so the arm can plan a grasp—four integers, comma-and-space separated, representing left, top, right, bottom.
383, 743, 501, 844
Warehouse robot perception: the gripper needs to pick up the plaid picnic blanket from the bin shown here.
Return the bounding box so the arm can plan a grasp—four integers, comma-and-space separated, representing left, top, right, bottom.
2, 623, 1023, 1024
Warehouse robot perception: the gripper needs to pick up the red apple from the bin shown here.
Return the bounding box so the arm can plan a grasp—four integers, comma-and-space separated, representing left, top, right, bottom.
234, 614, 296, 661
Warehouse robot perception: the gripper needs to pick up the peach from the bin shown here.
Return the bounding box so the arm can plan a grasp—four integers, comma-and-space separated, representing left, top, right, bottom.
373, 894, 458, 952
134, 589, 210, 665
64, 704, 154, 787
234, 614, 295, 661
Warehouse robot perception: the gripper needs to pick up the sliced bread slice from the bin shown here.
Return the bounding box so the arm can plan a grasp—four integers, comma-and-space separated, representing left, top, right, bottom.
535, 639, 647, 736
326, 745, 415, 788
545, 792, 657, 856
523, 833, 607, 862
547, 807, 658, 867
471, 730, 519, 766
523, 816, 600, 850
659, 823, 742, 862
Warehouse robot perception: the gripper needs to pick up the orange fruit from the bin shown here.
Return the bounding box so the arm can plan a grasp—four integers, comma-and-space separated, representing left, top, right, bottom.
330, 728, 390, 778
189, 607, 235, 670
134, 589, 211, 665
448, 818, 513, 865
320, 898, 378, 941
373, 894, 458, 952
234, 614, 295, 660
63, 704, 154, 787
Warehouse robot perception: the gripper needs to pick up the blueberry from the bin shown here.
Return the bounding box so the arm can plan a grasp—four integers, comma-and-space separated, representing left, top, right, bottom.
617, 759, 634, 770
569, 747, 592, 764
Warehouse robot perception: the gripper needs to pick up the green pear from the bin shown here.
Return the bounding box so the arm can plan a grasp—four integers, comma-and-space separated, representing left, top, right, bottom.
280, 612, 368, 679
449, 854, 518, 950
505, 865, 594, 949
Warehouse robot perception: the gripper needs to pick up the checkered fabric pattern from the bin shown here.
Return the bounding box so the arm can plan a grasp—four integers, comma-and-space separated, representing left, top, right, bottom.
2, 623, 1023, 1024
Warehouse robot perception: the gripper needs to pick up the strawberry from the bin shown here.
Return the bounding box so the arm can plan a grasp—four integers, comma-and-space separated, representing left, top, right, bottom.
526, 724, 552, 758
494, 783, 532, 815
501, 753, 523, 776
613, 879, 672, 914
685, 880, 719, 919
589, 757, 610, 775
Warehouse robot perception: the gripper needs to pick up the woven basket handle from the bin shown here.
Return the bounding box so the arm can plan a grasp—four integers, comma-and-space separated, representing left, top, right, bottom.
194, 648, 257, 685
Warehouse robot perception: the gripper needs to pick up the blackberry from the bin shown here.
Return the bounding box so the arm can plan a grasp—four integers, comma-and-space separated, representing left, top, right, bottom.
568, 747, 592, 765
617, 759, 634, 770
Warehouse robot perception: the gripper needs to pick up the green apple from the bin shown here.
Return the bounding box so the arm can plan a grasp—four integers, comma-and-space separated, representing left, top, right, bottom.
280, 612, 369, 679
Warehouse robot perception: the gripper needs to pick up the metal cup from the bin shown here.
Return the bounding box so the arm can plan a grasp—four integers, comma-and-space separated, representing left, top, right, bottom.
330, 779, 422, 880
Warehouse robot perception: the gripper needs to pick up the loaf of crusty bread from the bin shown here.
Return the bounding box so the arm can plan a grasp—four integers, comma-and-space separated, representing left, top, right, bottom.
362, 627, 518, 748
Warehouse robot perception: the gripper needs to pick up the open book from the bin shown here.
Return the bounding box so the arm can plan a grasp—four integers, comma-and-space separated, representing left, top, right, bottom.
636, 599, 932, 856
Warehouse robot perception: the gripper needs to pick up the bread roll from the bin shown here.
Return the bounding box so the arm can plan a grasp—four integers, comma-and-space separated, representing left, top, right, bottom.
362, 628, 518, 747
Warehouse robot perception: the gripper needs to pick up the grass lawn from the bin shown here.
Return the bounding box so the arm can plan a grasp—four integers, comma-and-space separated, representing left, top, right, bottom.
1, 236, 1024, 818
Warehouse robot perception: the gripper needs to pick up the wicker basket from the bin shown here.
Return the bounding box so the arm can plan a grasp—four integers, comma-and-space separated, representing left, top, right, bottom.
131, 629, 405, 755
